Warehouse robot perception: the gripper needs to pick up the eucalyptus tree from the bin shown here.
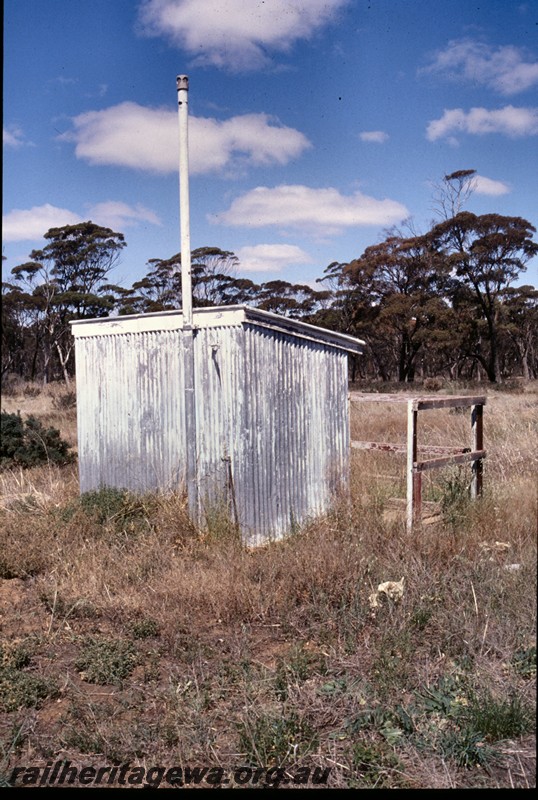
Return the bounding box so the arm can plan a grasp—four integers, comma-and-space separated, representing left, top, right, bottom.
251, 280, 330, 320
502, 285, 538, 380
9, 221, 126, 383
428, 213, 538, 382
124, 247, 240, 313
431, 168, 479, 221
343, 232, 451, 382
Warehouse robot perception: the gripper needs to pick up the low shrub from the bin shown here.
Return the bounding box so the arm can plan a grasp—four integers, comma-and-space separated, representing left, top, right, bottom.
0, 668, 57, 712
51, 390, 77, 410
0, 412, 73, 470
75, 637, 138, 686
0, 640, 57, 712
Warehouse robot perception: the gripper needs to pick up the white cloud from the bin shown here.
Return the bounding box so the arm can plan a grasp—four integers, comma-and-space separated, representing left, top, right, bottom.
2, 201, 162, 242
210, 185, 409, 236
3, 125, 28, 148
137, 0, 349, 71
426, 105, 538, 141
236, 243, 312, 272
88, 201, 162, 230
421, 38, 538, 95
2, 204, 82, 242
61, 102, 311, 174
471, 175, 510, 196
359, 130, 389, 143
53, 76, 77, 87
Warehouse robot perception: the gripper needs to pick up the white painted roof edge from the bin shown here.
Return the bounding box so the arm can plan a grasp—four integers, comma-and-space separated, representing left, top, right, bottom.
242, 306, 364, 353
70, 304, 364, 353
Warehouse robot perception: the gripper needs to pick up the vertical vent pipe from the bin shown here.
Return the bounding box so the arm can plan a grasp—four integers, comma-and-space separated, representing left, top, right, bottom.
177, 74, 198, 518
177, 75, 193, 326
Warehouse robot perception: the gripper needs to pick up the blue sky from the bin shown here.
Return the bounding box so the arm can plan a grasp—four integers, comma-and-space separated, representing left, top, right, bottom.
3, 0, 538, 293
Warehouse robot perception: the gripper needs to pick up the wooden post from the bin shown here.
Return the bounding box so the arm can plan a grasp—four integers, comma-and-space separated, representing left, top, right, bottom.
407, 401, 420, 531
471, 403, 484, 499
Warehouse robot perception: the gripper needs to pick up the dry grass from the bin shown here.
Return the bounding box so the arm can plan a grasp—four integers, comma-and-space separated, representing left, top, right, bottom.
0, 381, 535, 789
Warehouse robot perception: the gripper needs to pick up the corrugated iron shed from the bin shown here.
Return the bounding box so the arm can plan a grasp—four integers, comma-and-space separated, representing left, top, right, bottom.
71, 305, 364, 545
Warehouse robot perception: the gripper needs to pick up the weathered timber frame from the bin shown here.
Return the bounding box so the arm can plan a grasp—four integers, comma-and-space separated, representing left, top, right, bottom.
349, 393, 486, 531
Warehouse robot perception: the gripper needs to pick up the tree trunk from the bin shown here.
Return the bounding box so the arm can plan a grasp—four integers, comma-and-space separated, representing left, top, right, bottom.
54, 341, 71, 387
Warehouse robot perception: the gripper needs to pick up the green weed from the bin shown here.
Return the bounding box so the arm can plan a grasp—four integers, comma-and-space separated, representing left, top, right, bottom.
237, 711, 317, 767
128, 618, 160, 639
349, 740, 402, 788
0, 638, 56, 712
511, 646, 536, 679
79, 487, 152, 532
275, 643, 326, 700
438, 728, 498, 769
463, 688, 535, 742
438, 466, 471, 526
75, 637, 138, 686
0, 668, 57, 712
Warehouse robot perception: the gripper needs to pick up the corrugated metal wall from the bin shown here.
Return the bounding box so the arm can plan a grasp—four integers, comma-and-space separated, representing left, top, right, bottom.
192, 323, 243, 524
75, 319, 349, 544
76, 329, 186, 493
233, 324, 349, 545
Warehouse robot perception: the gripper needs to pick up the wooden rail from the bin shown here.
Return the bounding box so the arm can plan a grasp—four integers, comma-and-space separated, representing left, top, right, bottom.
349, 393, 487, 531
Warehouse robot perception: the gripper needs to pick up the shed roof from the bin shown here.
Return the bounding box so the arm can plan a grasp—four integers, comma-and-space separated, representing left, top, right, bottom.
70, 305, 364, 354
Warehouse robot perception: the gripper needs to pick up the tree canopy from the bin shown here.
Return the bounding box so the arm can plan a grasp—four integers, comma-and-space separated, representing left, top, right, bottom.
3, 222, 126, 383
